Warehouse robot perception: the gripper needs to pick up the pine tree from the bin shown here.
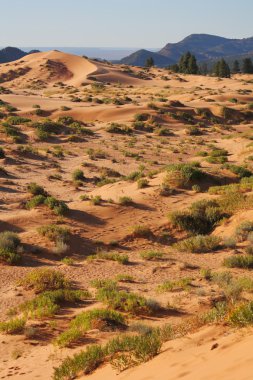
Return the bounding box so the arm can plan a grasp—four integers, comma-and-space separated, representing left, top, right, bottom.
232, 60, 240, 74
145, 57, 154, 68
188, 54, 198, 74
242, 58, 253, 74
214, 59, 230, 78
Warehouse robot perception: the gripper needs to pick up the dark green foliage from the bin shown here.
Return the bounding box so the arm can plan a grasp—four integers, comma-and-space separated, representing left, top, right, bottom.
169, 199, 224, 234
214, 59, 231, 78
242, 58, 253, 74
0, 231, 22, 264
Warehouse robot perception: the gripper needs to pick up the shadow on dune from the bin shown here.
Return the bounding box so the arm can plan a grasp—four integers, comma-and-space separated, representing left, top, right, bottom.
68, 209, 105, 226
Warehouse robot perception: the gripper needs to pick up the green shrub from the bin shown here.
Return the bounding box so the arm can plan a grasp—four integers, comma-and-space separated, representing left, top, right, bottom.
96, 288, 156, 315
118, 196, 133, 206
137, 178, 149, 189
26, 195, 46, 209
72, 169, 84, 181
0, 231, 22, 264
18, 289, 90, 319
130, 225, 152, 238
106, 123, 133, 135
157, 278, 192, 293
20, 268, 70, 293
90, 278, 118, 290
228, 301, 253, 326
140, 250, 164, 261
27, 182, 46, 196
174, 235, 221, 253
38, 224, 70, 243
224, 255, 253, 269
235, 221, 253, 242
0, 318, 26, 334
55, 309, 125, 347
223, 164, 252, 179
165, 163, 204, 188
169, 199, 223, 235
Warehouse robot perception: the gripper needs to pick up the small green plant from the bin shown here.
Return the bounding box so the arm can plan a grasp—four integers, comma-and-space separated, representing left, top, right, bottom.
0, 231, 22, 264
137, 178, 149, 189
140, 250, 164, 261
0, 318, 26, 334
224, 255, 253, 269
118, 196, 133, 206
20, 268, 70, 293
38, 224, 70, 243
174, 235, 221, 253
72, 169, 84, 181
130, 225, 152, 238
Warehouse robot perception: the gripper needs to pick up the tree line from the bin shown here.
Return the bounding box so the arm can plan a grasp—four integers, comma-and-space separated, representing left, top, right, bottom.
145, 52, 253, 78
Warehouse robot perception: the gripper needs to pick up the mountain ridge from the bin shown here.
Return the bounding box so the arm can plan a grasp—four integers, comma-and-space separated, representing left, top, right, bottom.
119, 34, 253, 67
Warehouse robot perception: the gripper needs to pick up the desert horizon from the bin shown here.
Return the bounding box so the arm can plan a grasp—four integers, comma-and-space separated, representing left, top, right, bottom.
1, 1, 253, 380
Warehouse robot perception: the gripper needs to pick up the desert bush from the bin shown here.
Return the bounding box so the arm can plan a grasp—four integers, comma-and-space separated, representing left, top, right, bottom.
169, 199, 223, 235
174, 235, 221, 253
55, 309, 125, 348
106, 123, 133, 135
0, 231, 22, 264
223, 164, 252, 179
159, 183, 174, 196
96, 288, 156, 315
90, 195, 102, 205
130, 225, 152, 238
157, 277, 192, 293
0, 147, 5, 158
137, 178, 149, 189
165, 163, 204, 188
235, 221, 253, 242
140, 250, 164, 260
20, 268, 70, 293
18, 289, 90, 319
228, 301, 253, 326
72, 169, 84, 181
27, 182, 46, 196
90, 278, 118, 290
0, 318, 26, 334
118, 196, 133, 206
53, 331, 161, 380
224, 255, 253, 269
38, 224, 70, 243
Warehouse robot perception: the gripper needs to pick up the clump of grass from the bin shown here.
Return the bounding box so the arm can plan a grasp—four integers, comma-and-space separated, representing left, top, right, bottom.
53, 330, 161, 380
118, 196, 133, 206
223, 255, 253, 269
235, 221, 253, 242
157, 277, 192, 293
18, 289, 91, 319
90, 278, 118, 290
137, 178, 149, 189
20, 268, 70, 293
90, 195, 102, 205
55, 309, 126, 347
140, 250, 164, 261
115, 274, 134, 283
228, 301, 253, 326
174, 235, 221, 253
88, 252, 129, 265
169, 199, 224, 235
27, 182, 47, 196
72, 169, 84, 181
0, 318, 26, 334
130, 225, 152, 238
0, 231, 22, 264
37, 224, 70, 243
96, 288, 157, 315
165, 162, 204, 189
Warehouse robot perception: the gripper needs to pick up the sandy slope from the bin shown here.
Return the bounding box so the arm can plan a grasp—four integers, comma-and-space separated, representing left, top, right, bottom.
87, 326, 253, 380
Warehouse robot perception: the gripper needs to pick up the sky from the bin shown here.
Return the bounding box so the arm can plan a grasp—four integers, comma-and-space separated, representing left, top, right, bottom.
1, 0, 253, 48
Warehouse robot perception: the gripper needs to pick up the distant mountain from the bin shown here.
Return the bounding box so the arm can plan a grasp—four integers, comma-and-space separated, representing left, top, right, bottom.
119, 34, 253, 67
0, 47, 40, 64
117, 49, 173, 67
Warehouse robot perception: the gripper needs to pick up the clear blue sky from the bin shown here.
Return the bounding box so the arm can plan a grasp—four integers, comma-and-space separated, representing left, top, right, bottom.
1, 0, 253, 48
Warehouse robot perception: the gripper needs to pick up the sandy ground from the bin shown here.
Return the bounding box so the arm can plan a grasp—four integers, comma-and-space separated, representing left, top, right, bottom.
1, 51, 253, 379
